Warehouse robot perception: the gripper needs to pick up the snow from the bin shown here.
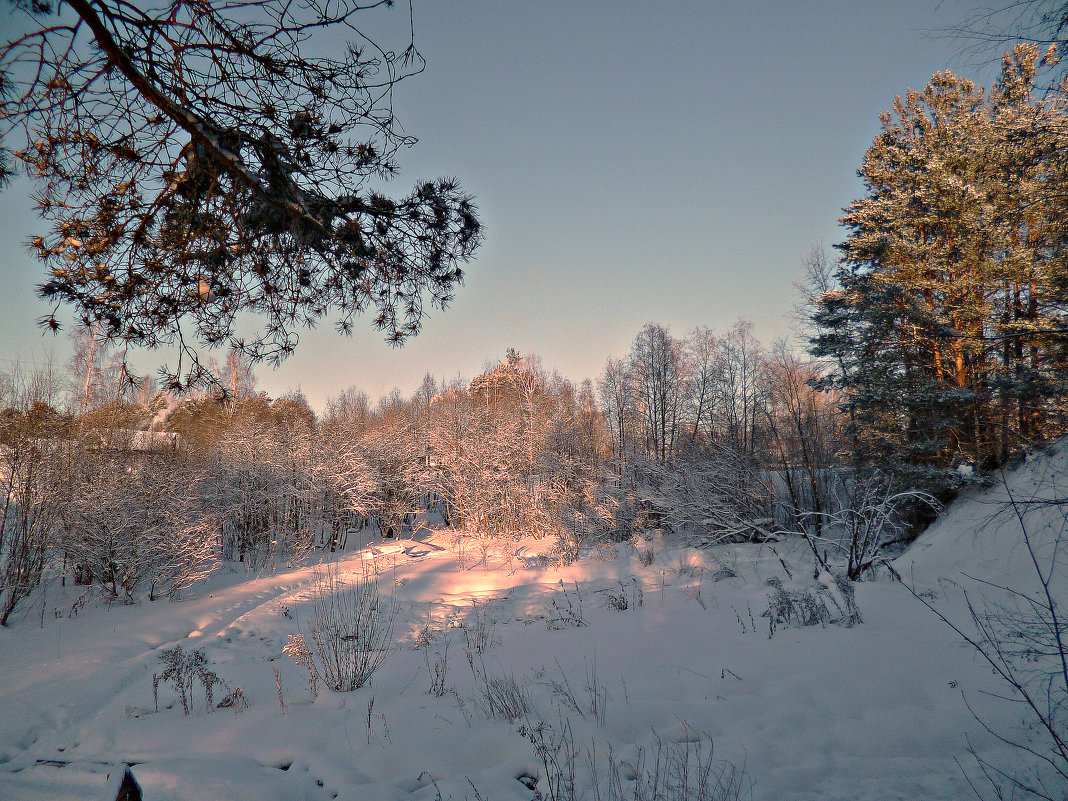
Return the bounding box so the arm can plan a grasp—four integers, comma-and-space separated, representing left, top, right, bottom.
1, 446, 1066, 800
896, 445, 1068, 592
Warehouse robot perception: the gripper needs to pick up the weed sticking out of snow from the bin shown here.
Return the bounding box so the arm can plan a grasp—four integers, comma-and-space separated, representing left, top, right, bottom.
545, 580, 588, 629
472, 667, 532, 724
602, 577, 643, 611
460, 600, 500, 654
543, 657, 608, 727
634, 544, 657, 567
217, 685, 250, 713
763, 573, 862, 638
153, 644, 225, 715
674, 551, 707, 578
425, 632, 450, 697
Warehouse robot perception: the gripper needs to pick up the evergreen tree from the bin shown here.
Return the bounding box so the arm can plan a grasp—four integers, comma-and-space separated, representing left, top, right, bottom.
0, 1, 481, 388
811, 45, 1068, 482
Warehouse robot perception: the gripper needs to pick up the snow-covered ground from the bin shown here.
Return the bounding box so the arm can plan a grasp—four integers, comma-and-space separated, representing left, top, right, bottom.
2, 448, 1066, 800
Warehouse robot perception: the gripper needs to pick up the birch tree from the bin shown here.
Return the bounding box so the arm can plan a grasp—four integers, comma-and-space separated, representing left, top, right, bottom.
628, 324, 688, 463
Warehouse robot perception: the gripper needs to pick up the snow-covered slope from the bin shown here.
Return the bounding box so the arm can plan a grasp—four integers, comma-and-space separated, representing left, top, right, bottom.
1, 447, 1066, 800
897, 441, 1068, 592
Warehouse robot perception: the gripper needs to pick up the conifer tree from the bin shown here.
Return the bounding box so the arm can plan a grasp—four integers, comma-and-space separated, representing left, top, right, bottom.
0, 0, 481, 388
811, 45, 1068, 482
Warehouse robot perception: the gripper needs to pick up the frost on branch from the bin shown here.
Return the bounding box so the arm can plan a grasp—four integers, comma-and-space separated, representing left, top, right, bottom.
62, 451, 217, 601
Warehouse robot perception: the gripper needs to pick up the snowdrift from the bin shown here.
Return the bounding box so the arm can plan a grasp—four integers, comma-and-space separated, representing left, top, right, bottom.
897, 439, 1068, 593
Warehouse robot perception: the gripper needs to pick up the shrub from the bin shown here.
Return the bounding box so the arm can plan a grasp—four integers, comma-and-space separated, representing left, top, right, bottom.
795, 472, 938, 580
153, 645, 224, 715
289, 560, 397, 692
764, 573, 862, 638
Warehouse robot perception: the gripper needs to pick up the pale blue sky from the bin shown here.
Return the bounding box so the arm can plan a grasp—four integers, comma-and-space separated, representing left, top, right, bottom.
0, 1, 1006, 410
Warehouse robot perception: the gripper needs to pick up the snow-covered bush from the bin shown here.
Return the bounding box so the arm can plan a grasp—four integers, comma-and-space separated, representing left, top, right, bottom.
795, 471, 938, 580
0, 410, 67, 625
419, 357, 610, 546
206, 421, 320, 570
615, 447, 774, 546
61, 452, 217, 601
290, 560, 397, 692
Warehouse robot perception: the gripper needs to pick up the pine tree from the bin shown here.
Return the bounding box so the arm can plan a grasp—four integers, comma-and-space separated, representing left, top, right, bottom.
811, 45, 1068, 483
0, 1, 481, 388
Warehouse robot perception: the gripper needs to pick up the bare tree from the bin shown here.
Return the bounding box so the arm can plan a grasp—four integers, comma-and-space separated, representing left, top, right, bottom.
718, 320, 763, 456
949, 2, 1068, 59
421, 385, 529, 536
0, 355, 63, 413
360, 405, 421, 539
685, 326, 723, 446
1, 0, 481, 387
317, 429, 381, 550
67, 322, 122, 416
758, 342, 841, 535
419, 357, 587, 541
217, 347, 258, 403
323, 386, 372, 435
133, 372, 159, 406
414, 372, 439, 415
599, 357, 633, 464
628, 323, 688, 463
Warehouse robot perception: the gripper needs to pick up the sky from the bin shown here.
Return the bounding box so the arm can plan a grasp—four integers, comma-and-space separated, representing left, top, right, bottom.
0, 1, 1012, 411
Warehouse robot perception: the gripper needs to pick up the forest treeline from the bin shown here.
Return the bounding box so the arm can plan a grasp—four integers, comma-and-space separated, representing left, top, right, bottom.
0, 321, 844, 624
2, 45, 1068, 624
